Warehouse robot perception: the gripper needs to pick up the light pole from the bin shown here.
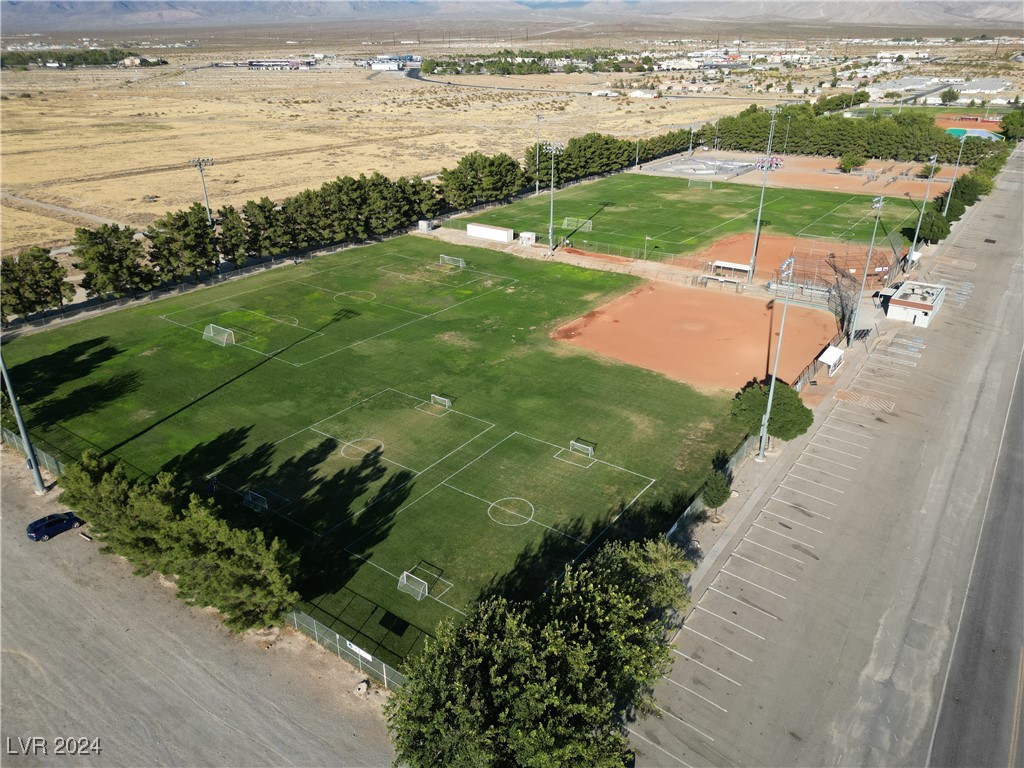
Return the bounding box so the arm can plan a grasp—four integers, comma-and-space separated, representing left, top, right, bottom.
635, 137, 641, 168
0, 353, 46, 494
942, 135, 966, 217
545, 141, 564, 251
643, 235, 651, 260
190, 157, 215, 228
849, 196, 884, 347
747, 108, 779, 283
783, 113, 792, 154
535, 115, 543, 195
909, 153, 939, 264
757, 256, 794, 461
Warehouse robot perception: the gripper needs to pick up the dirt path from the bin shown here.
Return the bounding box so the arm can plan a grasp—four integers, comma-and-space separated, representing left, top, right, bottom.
0, 449, 395, 767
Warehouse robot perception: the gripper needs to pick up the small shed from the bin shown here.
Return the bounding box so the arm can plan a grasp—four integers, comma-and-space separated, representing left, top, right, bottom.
817, 346, 845, 377
886, 281, 946, 328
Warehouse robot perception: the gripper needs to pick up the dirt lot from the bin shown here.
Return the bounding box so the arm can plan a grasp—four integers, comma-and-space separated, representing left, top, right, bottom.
0, 64, 744, 255
0, 449, 394, 767
551, 281, 839, 393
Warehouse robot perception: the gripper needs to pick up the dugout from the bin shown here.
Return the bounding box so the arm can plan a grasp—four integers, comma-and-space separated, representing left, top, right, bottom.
467, 223, 514, 244
816, 345, 845, 377
711, 260, 752, 279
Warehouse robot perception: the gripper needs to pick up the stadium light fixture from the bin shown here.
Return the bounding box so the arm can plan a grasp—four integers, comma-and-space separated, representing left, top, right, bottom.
909, 153, 939, 265
757, 255, 795, 462
545, 141, 564, 251
747, 108, 779, 283
190, 157, 215, 228
535, 115, 543, 195
0, 353, 46, 494
942, 135, 966, 217
849, 196, 885, 347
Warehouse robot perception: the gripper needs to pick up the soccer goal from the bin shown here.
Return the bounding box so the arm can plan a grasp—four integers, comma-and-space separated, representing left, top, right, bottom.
569, 439, 595, 459
688, 178, 714, 190
203, 324, 235, 346
398, 571, 428, 601
439, 254, 466, 269
430, 394, 452, 409
562, 217, 593, 231
243, 490, 269, 512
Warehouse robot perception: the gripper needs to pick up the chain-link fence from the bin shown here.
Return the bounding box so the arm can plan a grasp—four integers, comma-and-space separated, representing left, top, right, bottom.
287, 610, 407, 690
1, 426, 65, 476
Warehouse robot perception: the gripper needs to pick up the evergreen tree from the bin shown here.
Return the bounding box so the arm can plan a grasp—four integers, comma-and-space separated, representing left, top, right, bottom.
731, 379, 813, 442
0, 247, 74, 324
216, 204, 248, 265
72, 224, 153, 298
702, 470, 732, 524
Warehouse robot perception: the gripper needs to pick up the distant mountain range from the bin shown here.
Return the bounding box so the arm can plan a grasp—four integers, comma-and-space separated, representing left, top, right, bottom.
1, 1, 1021, 34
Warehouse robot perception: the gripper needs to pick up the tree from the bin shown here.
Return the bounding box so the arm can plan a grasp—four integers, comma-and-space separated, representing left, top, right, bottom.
939, 87, 960, 105
72, 223, 153, 298
702, 470, 732, 524
839, 153, 867, 173
146, 203, 218, 282
918, 209, 950, 244
387, 537, 693, 768
731, 379, 814, 442
942, 195, 966, 222
216, 204, 248, 265
1000, 109, 1024, 141
0, 247, 75, 324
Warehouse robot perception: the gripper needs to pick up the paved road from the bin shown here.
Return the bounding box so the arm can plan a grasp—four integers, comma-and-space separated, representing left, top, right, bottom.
1, 458, 395, 768
629, 146, 1024, 766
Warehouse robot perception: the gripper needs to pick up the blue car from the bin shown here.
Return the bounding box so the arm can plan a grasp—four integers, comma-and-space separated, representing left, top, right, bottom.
26, 512, 83, 541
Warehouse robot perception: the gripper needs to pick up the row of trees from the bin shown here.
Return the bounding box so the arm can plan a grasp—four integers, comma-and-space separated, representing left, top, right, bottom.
386, 537, 694, 767
699, 104, 1006, 164
3, 106, 1015, 324
0, 48, 146, 69
59, 450, 298, 631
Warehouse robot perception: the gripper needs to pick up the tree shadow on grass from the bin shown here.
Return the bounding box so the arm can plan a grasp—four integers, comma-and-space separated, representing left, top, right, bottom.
7, 337, 120, 404
26, 371, 142, 429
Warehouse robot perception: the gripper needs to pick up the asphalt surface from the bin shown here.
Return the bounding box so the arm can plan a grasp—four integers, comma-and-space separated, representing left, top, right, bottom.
0, 459, 395, 768
629, 145, 1024, 767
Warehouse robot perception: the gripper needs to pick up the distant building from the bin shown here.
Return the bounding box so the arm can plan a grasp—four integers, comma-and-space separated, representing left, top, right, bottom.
247, 59, 315, 70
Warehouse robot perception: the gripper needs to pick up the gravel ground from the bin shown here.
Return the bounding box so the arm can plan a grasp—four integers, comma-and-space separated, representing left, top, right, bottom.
0, 449, 395, 768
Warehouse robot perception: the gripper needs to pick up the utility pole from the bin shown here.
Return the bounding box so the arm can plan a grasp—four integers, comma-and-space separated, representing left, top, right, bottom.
535, 115, 543, 195
0, 353, 46, 494
783, 113, 792, 154
757, 256, 795, 461
910, 153, 939, 264
849, 197, 884, 347
190, 157, 215, 228
943, 135, 966, 217
546, 142, 564, 251
748, 108, 778, 283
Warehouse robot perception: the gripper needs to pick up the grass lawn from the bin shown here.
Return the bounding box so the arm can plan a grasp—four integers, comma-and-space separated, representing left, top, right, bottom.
453, 174, 921, 261
4, 237, 744, 666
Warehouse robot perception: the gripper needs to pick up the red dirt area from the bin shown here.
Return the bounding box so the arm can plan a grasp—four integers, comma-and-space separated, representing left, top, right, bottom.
724, 152, 957, 198
934, 114, 1003, 130
551, 282, 839, 393
669, 233, 892, 286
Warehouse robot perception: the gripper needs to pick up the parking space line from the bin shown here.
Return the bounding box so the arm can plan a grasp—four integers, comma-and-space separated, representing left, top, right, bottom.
720, 569, 789, 599
673, 650, 743, 686
694, 605, 767, 639
753, 522, 815, 549
742, 536, 806, 564
801, 451, 857, 470
851, 378, 905, 394
654, 703, 719, 740
681, 626, 755, 662
872, 354, 918, 367
778, 482, 840, 506
708, 585, 781, 620
849, 381, 903, 399
627, 726, 695, 766
828, 413, 882, 431
796, 460, 850, 482
767, 495, 832, 520
731, 552, 798, 581
661, 676, 730, 712
809, 440, 863, 459
821, 423, 874, 442
862, 364, 912, 376
813, 432, 869, 450
788, 472, 845, 493
761, 508, 825, 534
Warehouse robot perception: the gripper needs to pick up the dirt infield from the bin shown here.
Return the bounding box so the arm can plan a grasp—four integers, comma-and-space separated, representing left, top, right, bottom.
719, 152, 961, 198
551, 282, 839, 393
670, 232, 893, 286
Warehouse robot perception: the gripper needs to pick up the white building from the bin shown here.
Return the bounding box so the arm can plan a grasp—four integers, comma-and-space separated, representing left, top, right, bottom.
883, 281, 946, 328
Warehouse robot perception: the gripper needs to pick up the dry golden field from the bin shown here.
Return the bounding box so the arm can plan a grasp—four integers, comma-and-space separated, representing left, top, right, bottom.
0, 62, 750, 255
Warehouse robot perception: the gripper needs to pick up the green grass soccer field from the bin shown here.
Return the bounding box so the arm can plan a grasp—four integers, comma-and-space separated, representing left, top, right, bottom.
455, 174, 920, 261
4, 237, 744, 666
